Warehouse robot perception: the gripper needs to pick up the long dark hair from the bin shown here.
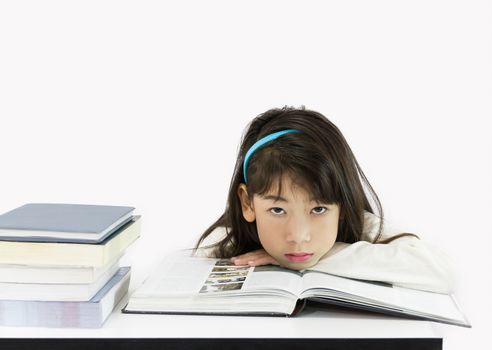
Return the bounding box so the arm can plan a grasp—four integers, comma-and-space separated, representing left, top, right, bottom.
195, 106, 396, 258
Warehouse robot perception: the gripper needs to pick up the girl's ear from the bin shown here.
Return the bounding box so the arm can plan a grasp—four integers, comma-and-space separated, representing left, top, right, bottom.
237, 184, 256, 222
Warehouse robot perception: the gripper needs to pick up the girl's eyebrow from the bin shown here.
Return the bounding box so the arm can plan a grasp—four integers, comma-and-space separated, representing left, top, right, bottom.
263, 195, 288, 202
262, 195, 322, 203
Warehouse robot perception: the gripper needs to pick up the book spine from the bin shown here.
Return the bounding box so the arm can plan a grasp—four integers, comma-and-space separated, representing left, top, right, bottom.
101, 218, 141, 266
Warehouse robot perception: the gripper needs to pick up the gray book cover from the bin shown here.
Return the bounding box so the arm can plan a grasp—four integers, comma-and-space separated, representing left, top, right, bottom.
0, 203, 135, 243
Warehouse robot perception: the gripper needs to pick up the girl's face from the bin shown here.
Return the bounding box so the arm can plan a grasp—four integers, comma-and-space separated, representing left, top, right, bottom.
238, 176, 339, 270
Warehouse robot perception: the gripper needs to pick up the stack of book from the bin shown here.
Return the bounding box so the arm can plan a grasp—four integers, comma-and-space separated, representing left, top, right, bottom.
0, 203, 141, 328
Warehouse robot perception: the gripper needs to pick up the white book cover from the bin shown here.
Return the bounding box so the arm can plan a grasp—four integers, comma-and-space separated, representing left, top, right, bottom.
0, 262, 120, 301
0, 254, 124, 284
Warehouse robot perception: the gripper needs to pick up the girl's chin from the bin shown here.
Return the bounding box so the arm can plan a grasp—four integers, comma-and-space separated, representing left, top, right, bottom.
281, 258, 318, 271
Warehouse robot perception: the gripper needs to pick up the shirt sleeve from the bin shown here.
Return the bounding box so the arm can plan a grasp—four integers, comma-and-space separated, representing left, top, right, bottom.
312, 212, 457, 293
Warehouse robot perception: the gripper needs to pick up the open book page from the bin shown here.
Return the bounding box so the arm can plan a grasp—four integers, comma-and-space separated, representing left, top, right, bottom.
125, 255, 302, 315
132, 255, 302, 298
299, 270, 469, 326
244, 265, 302, 296
132, 255, 219, 297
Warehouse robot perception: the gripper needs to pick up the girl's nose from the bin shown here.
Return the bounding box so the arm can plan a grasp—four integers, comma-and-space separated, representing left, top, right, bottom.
285, 216, 311, 243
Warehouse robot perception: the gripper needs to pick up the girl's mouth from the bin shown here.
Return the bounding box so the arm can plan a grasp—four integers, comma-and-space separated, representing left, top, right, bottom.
284, 253, 313, 262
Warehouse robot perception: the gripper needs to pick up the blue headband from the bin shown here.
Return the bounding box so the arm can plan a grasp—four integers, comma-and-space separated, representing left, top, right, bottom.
243, 129, 300, 183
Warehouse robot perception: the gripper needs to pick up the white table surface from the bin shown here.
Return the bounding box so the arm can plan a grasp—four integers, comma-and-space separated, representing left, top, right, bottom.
0, 296, 441, 339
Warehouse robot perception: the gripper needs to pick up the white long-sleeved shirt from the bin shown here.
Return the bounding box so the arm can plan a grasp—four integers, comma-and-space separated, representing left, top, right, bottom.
194, 211, 456, 294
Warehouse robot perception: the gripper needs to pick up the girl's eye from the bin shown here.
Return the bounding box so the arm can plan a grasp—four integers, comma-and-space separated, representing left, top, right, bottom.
312, 206, 327, 215
270, 207, 285, 215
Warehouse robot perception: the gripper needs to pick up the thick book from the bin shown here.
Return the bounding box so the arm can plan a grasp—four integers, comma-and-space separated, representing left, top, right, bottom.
0, 203, 134, 243
0, 266, 131, 328
0, 216, 141, 267
123, 255, 471, 328
0, 254, 124, 284
0, 260, 120, 301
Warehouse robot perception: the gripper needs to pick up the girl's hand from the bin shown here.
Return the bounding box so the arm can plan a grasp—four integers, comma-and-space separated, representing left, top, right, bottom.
230, 249, 280, 267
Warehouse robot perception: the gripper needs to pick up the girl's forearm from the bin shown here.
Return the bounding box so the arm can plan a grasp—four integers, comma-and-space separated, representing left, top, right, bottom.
312, 238, 456, 294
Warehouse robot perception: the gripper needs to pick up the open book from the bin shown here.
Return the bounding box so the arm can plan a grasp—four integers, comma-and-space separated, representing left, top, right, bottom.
123, 255, 470, 328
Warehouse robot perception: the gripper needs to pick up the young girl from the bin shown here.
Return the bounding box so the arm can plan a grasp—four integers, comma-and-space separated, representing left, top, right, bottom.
194, 106, 455, 294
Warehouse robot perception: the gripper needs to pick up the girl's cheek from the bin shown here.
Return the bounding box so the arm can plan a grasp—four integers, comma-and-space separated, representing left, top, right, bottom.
258, 216, 282, 234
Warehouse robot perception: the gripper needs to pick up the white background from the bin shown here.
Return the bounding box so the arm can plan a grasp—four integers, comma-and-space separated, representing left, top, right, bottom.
0, 1, 490, 348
